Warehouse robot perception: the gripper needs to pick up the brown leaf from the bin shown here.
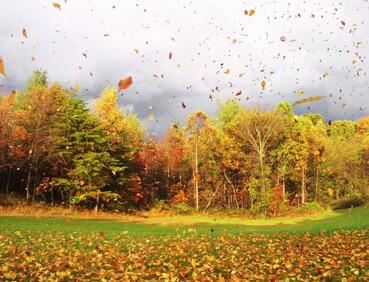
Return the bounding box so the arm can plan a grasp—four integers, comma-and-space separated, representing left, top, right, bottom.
118, 76, 133, 91
169, 52, 172, 60
22, 28, 28, 38
235, 90, 242, 96
261, 80, 266, 90
181, 102, 186, 108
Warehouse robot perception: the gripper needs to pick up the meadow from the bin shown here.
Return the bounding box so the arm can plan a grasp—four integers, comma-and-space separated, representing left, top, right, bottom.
0, 206, 368, 280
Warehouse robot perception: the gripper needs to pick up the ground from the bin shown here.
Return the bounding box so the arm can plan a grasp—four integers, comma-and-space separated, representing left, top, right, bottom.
0, 206, 368, 280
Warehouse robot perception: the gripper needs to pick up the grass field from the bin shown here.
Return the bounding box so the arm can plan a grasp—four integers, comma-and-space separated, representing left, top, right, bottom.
0, 206, 368, 280
1, 205, 369, 236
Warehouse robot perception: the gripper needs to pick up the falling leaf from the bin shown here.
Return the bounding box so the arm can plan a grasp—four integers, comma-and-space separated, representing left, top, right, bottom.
147, 114, 155, 122
280, 36, 286, 42
118, 76, 133, 91
297, 88, 304, 96
224, 69, 230, 74
0, 57, 6, 76
235, 90, 242, 96
8, 90, 16, 105
22, 28, 28, 38
52, 2, 61, 10
169, 52, 172, 60
341, 21, 346, 26
292, 96, 325, 106
261, 80, 266, 90
249, 9, 255, 16
181, 102, 186, 108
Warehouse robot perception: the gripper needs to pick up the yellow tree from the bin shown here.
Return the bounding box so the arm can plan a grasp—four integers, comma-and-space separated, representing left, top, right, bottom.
94, 88, 144, 206
185, 111, 209, 211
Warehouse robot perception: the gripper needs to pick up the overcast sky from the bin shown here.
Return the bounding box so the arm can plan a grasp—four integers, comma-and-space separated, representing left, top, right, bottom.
1, 0, 369, 135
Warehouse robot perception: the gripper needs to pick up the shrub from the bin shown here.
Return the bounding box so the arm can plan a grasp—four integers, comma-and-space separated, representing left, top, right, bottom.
295, 202, 323, 213
172, 203, 193, 215
331, 194, 368, 210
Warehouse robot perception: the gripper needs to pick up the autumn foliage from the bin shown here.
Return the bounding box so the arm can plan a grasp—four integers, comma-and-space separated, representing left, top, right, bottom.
0, 71, 369, 214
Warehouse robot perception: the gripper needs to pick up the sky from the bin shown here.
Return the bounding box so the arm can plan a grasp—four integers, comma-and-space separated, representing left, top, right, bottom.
0, 0, 369, 135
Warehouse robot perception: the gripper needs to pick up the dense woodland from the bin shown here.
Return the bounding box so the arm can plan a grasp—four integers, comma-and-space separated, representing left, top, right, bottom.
1, 70, 369, 214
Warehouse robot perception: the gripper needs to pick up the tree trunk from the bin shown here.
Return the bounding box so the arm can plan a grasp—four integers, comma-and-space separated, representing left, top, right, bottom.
6, 166, 11, 196
194, 135, 199, 212
95, 190, 100, 213
204, 182, 221, 211
224, 172, 239, 209
301, 166, 306, 205
315, 162, 320, 201
26, 165, 32, 203
51, 187, 54, 207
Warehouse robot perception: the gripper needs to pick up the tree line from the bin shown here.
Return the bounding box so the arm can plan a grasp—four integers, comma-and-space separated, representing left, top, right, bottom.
1, 71, 368, 214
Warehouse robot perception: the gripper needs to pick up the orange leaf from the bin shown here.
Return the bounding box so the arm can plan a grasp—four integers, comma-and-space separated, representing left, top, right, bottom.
249, 9, 255, 16
118, 76, 133, 91
52, 2, 61, 10
0, 57, 6, 76
8, 90, 16, 105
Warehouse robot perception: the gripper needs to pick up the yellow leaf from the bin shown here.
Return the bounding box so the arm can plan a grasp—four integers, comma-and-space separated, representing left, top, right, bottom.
292, 96, 325, 106
249, 9, 255, 16
191, 258, 198, 267
147, 114, 155, 122
328, 187, 334, 197
297, 88, 304, 96
224, 69, 230, 74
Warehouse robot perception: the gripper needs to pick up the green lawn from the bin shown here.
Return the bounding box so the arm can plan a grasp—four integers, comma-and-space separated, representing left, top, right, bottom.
0, 206, 368, 236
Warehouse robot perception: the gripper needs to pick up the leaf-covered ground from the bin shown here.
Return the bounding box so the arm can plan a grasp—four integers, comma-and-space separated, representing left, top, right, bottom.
0, 229, 368, 281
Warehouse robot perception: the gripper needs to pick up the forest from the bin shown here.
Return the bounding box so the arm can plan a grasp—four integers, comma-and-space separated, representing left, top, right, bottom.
1, 70, 369, 215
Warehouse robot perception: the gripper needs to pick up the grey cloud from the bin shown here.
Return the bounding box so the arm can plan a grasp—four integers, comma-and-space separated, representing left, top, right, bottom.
1, 0, 369, 135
